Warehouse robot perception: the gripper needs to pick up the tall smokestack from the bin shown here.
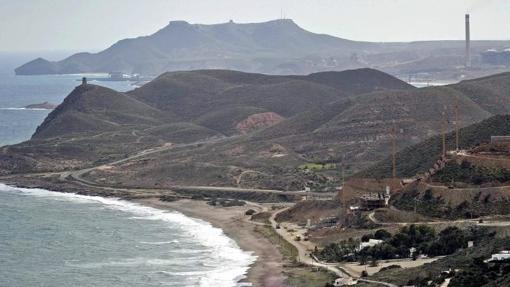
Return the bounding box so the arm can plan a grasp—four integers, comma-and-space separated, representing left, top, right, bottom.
465, 14, 471, 68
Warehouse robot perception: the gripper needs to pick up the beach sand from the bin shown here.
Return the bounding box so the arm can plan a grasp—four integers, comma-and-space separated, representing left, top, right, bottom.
137, 198, 288, 287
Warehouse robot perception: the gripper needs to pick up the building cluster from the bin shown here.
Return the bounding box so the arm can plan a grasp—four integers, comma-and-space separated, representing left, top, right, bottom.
357, 186, 391, 211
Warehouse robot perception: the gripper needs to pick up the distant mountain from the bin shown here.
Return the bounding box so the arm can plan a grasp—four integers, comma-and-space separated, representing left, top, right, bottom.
15, 19, 371, 76
16, 19, 510, 79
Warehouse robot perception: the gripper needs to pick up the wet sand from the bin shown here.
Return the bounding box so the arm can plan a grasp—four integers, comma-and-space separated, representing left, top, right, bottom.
136, 198, 288, 287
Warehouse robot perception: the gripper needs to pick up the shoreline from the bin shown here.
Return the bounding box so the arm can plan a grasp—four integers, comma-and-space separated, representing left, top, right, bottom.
136, 198, 288, 287
0, 177, 288, 287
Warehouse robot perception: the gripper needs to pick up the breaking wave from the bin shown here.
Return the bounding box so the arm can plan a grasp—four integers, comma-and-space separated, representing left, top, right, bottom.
0, 183, 256, 287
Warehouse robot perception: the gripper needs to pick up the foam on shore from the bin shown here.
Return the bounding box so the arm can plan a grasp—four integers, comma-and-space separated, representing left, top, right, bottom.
0, 183, 257, 287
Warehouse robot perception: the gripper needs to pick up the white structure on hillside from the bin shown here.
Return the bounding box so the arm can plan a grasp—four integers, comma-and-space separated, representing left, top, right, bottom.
334, 277, 358, 286
409, 247, 417, 257
358, 239, 383, 251
384, 186, 391, 206
486, 250, 510, 262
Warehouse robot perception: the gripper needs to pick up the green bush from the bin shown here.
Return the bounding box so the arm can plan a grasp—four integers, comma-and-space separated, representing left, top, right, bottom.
314, 225, 477, 263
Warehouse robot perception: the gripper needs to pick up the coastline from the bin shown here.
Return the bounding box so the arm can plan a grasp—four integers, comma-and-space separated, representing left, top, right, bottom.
136, 198, 288, 287
0, 175, 289, 287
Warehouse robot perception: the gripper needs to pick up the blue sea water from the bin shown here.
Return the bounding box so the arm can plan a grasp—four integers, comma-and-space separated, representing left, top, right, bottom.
0, 184, 255, 287
0, 53, 133, 146
0, 53, 256, 286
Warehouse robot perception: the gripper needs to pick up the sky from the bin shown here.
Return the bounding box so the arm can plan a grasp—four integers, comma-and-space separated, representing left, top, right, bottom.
1, 0, 509, 53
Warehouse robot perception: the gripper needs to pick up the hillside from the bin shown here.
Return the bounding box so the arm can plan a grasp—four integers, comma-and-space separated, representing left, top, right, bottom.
452, 72, 510, 115
0, 68, 411, 176
15, 19, 510, 78
33, 84, 170, 139
3, 69, 510, 190
289, 68, 415, 94
359, 115, 510, 178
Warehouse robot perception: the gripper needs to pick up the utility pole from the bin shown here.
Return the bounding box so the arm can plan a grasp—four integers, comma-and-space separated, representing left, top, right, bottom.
340, 154, 347, 226
392, 123, 397, 178
341, 155, 345, 187
442, 106, 448, 158
455, 96, 460, 151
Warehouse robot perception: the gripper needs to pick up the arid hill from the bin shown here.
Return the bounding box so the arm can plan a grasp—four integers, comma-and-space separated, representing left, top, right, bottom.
359, 114, 510, 179
3, 69, 510, 191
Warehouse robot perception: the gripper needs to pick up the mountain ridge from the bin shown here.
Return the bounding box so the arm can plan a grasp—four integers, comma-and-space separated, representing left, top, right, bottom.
15, 19, 510, 78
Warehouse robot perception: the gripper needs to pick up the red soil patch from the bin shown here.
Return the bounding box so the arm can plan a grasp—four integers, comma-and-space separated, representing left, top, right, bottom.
235, 112, 285, 134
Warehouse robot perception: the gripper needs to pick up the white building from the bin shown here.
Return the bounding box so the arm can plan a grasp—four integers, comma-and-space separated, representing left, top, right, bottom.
358, 239, 384, 251
334, 277, 358, 286
486, 250, 510, 262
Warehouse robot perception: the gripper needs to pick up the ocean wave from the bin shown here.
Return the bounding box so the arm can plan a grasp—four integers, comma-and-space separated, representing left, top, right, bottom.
139, 240, 179, 245
0, 183, 257, 287
67, 258, 193, 268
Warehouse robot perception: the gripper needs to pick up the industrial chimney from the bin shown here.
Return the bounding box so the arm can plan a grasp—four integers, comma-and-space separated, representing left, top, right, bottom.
465, 14, 471, 68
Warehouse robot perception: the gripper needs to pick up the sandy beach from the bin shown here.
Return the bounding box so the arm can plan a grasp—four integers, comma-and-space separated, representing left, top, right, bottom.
137, 198, 288, 287
0, 176, 290, 286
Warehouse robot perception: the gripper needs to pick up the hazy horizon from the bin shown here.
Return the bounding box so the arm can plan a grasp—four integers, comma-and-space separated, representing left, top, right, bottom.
1, 0, 510, 52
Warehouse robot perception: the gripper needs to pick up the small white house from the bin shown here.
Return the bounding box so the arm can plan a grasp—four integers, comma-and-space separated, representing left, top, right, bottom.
485, 250, 510, 262
486, 250, 510, 262
334, 277, 358, 286
358, 239, 383, 251
349, 206, 360, 211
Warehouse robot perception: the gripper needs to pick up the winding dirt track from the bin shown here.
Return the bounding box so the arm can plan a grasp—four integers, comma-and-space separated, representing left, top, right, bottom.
1, 138, 336, 200
268, 207, 398, 287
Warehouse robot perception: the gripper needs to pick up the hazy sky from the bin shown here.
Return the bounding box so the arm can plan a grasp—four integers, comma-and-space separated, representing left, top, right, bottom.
1, 0, 509, 52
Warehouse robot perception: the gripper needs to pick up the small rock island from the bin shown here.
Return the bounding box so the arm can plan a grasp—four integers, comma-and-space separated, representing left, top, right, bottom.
24, 101, 57, 110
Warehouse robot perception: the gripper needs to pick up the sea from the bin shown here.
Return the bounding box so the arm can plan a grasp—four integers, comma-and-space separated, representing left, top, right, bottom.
0, 52, 256, 287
